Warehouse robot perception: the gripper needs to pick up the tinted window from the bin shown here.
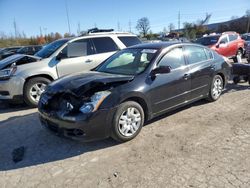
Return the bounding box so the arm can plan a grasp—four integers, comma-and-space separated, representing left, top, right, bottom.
229, 34, 238, 42
185, 46, 208, 64
220, 35, 228, 44
159, 47, 185, 69
92, 37, 118, 53
118, 36, 141, 47
196, 36, 220, 46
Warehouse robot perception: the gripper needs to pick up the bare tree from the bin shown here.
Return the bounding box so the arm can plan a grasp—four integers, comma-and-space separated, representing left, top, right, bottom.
168, 23, 175, 32
136, 17, 150, 37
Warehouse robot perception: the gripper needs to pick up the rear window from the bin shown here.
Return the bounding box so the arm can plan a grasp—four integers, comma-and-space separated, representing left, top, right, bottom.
92, 37, 118, 53
118, 36, 142, 47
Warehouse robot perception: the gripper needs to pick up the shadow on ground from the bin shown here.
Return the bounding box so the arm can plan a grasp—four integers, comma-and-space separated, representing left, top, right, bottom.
0, 112, 118, 171
0, 82, 249, 171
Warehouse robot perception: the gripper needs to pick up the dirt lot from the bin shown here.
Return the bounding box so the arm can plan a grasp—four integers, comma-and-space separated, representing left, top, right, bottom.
0, 80, 250, 187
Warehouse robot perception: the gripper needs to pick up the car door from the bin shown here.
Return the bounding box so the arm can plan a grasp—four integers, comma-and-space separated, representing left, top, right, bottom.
217, 35, 230, 57
184, 45, 213, 100
228, 34, 238, 56
149, 47, 191, 115
56, 39, 97, 77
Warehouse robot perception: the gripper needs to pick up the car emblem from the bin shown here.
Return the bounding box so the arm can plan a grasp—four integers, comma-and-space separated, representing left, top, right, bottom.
66, 102, 74, 111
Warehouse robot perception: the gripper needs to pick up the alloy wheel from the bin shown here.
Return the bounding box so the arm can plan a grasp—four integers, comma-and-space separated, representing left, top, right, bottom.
29, 83, 47, 103
212, 78, 223, 99
118, 107, 142, 137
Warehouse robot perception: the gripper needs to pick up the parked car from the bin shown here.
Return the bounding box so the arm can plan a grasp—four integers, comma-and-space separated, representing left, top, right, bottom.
16, 45, 43, 55
0, 30, 141, 106
38, 42, 231, 142
241, 33, 250, 63
0, 46, 23, 60
196, 32, 245, 62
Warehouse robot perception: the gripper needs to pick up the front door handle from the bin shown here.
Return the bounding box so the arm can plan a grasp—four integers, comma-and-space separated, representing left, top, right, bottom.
85, 59, 93, 63
210, 64, 215, 70
183, 74, 190, 80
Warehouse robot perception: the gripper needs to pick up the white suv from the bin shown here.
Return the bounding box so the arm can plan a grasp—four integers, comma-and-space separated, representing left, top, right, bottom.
0, 30, 141, 106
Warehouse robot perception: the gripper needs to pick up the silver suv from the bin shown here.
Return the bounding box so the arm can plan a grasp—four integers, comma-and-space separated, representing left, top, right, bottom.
0, 31, 141, 106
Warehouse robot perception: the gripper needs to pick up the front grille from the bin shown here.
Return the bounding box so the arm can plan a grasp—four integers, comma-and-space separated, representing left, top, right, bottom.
0, 91, 9, 96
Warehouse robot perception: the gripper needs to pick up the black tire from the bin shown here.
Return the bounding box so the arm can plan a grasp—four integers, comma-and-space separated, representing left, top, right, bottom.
233, 49, 243, 63
111, 101, 145, 142
233, 76, 240, 84
23, 77, 51, 107
207, 75, 224, 102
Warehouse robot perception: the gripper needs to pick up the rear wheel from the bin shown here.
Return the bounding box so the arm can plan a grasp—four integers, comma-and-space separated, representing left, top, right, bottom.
207, 75, 224, 102
233, 49, 243, 63
111, 101, 144, 142
23, 77, 51, 107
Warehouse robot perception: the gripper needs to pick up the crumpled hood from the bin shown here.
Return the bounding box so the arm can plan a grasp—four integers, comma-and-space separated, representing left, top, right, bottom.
47, 71, 134, 96
0, 54, 40, 70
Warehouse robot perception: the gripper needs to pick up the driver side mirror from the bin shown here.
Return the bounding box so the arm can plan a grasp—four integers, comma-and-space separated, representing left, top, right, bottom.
56, 51, 67, 61
151, 66, 171, 76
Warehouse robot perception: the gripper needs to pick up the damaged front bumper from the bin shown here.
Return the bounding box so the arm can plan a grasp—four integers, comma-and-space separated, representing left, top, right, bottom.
38, 102, 117, 142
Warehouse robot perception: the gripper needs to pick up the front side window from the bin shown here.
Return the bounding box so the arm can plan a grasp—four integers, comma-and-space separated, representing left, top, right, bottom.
158, 47, 185, 69
220, 35, 229, 44
65, 39, 94, 58
185, 46, 208, 64
96, 48, 157, 75
92, 37, 118, 53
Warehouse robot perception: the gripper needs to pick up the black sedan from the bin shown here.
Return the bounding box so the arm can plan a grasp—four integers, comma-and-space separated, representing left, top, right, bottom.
38, 42, 231, 142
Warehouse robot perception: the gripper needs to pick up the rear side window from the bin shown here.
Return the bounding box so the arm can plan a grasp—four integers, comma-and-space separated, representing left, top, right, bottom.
204, 48, 213, 59
118, 36, 141, 47
229, 34, 238, 42
159, 47, 186, 69
185, 46, 208, 64
92, 37, 118, 53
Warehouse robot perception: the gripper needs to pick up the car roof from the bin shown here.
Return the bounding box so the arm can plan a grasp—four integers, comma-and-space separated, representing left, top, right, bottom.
128, 41, 183, 49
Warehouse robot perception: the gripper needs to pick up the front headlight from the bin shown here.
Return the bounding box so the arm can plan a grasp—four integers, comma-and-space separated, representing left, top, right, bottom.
0, 65, 17, 79
79, 91, 111, 114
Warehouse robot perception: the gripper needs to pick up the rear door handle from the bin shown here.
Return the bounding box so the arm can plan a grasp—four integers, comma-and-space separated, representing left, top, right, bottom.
183, 74, 190, 80
85, 59, 93, 63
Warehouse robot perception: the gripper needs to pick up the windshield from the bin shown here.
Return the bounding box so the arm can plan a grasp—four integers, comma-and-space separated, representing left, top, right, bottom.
242, 35, 250, 41
196, 36, 220, 46
35, 39, 69, 58
96, 48, 158, 75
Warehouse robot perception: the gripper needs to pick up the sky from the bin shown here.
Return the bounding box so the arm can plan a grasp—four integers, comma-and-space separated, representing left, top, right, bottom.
0, 0, 249, 37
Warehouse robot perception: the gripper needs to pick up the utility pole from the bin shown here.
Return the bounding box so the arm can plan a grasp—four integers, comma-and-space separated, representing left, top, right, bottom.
77, 22, 81, 35
13, 18, 17, 38
117, 21, 120, 31
128, 20, 132, 33
65, 0, 71, 34
178, 11, 180, 30
39, 26, 42, 36
247, 15, 250, 33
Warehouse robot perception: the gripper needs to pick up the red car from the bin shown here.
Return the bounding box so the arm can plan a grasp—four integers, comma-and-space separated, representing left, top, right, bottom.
196, 32, 245, 62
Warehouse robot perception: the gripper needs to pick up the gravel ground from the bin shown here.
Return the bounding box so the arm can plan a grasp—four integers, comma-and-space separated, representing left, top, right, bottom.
0, 75, 250, 187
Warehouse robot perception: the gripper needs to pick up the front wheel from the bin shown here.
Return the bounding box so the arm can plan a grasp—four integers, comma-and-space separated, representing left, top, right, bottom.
23, 77, 51, 107
111, 101, 145, 142
207, 75, 224, 102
